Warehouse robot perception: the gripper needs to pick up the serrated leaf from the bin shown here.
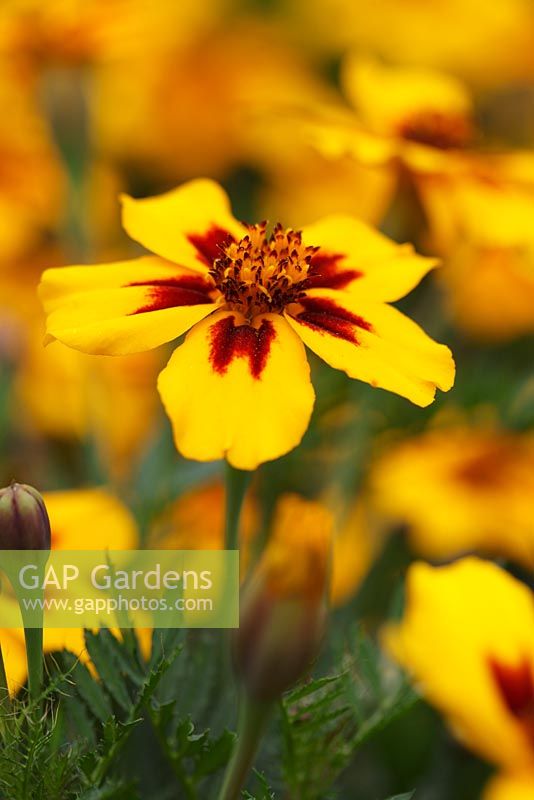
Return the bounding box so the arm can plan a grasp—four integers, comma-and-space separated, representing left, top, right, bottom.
84, 631, 133, 711
286, 673, 346, 704
194, 729, 236, 778
243, 769, 276, 799
61, 651, 112, 722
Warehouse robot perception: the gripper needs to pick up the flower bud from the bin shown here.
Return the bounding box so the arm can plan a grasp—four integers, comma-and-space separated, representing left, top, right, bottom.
233, 494, 332, 702
0, 483, 51, 551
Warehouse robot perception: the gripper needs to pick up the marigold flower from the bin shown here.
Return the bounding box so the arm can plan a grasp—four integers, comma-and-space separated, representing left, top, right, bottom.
418, 164, 534, 340
384, 559, 534, 773
371, 426, 534, 569
306, 57, 476, 179
150, 480, 379, 606
0, 64, 63, 263
0, 250, 163, 478
485, 773, 534, 800
282, 0, 534, 86
40, 179, 454, 470
95, 19, 332, 183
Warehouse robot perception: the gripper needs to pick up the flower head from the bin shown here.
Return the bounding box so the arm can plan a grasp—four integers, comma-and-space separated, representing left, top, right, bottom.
384, 558, 534, 796
371, 426, 534, 568
40, 178, 454, 469
385, 558, 534, 771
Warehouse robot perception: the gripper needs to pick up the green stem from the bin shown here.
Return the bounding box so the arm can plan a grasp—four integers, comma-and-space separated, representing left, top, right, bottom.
23, 627, 44, 702
217, 695, 272, 800
224, 463, 251, 552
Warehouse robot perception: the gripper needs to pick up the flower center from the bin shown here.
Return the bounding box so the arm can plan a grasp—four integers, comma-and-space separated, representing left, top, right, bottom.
399, 110, 474, 150
210, 222, 318, 317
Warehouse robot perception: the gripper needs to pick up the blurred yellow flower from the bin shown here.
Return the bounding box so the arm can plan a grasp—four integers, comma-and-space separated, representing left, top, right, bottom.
16, 333, 164, 478
149, 481, 259, 563
40, 179, 454, 470
150, 480, 380, 607
253, 116, 393, 229
282, 0, 534, 86
485, 773, 534, 800
306, 57, 475, 204
331, 500, 385, 607
94, 19, 331, 182
0, 0, 232, 66
0, 250, 163, 478
1, 487, 139, 694
384, 559, 534, 776
418, 163, 534, 340
371, 426, 534, 569
44, 487, 138, 550
0, 63, 63, 263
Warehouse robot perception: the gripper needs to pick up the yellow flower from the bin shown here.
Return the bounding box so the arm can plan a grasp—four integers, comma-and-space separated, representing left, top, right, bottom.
40, 179, 454, 470
150, 480, 378, 606
1, 487, 139, 694
0, 249, 163, 478
281, 0, 534, 87
418, 162, 534, 340
94, 19, 331, 183
371, 426, 534, 569
0, 63, 63, 263
384, 558, 534, 773
484, 773, 534, 800
307, 57, 476, 179
16, 333, 164, 478
0, 0, 230, 66
331, 500, 385, 607
148, 480, 259, 574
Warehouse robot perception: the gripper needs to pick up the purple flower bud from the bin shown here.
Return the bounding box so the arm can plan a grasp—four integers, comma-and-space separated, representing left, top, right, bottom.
0, 483, 51, 551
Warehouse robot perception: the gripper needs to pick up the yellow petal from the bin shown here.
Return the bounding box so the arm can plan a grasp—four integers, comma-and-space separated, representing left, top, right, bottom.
40, 255, 213, 309
370, 427, 534, 568
484, 773, 534, 800
158, 310, 315, 470
343, 55, 472, 136
121, 178, 247, 270
43, 488, 139, 550
331, 500, 384, 607
286, 289, 454, 407
303, 214, 438, 300
0, 630, 27, 695
384, 558, 534, 772
40, 256, 217, 355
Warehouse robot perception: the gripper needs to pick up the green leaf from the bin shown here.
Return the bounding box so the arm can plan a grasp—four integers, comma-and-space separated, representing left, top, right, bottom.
243, 769, 276, 799
60, 651, 113, 722
281, 673, 354, 800
84, 631, 133, 712
386, 793, 415, 800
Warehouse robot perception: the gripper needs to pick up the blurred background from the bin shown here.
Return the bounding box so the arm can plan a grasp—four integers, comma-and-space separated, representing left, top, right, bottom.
0, 1, 533, 797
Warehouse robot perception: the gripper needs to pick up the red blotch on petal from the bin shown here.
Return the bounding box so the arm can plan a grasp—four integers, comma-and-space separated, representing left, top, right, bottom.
307, 252, 362, 290
209, 315, 276, 380
489, 656, 534, 742
187, 225, 234, 266
131, 287, 213, 315
128, 274, 214, 314
296, 296, 372, 344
